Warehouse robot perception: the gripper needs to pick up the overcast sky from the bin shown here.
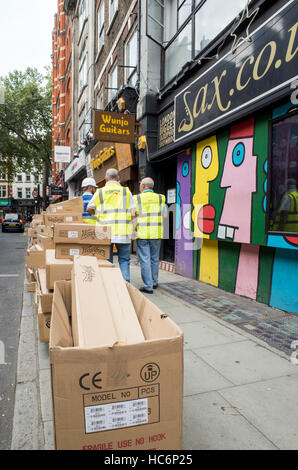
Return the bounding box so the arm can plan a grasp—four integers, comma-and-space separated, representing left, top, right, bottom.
0, 0, 57, 78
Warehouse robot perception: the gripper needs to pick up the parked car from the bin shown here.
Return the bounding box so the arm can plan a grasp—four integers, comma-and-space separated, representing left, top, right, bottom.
2, 213, 25, 233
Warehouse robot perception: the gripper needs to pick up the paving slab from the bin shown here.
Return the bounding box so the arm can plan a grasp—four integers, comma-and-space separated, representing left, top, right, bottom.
184, 350, 233, 396
182, 392, 277, 450
181, 321, 244, 350
192, 340, 297, 385
219, 374, 298, 450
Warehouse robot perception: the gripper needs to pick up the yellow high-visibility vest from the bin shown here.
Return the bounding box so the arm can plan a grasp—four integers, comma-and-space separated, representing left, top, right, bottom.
134, 191, 166, 239
271, 190, 298, 232
93, 183, 133, 236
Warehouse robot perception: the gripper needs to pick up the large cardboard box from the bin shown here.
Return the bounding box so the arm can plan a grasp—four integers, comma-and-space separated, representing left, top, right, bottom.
37, 268, 53, 312
44, 213, 82, 227
38, 234, 55, 250
48, 197, 83, 214
53, 224, 110, 245
37, 225, 54, 237
45, 250, 114, 290
55, 243, 110, 260
37, 301, 51, 343
50, 280, 183, 450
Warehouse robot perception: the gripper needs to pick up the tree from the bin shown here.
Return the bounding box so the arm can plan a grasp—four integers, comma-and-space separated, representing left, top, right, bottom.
0, 67, 52, 181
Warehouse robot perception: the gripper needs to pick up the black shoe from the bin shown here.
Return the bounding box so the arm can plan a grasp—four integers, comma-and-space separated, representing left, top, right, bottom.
139, 287, 153, 294
153, 284, 158, 289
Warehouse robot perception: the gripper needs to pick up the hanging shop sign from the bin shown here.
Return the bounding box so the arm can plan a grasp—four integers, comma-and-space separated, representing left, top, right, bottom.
54, 146, 71, 163
93, 110, 136, 144
114, 143, 134, 171
174, 0, 298, 143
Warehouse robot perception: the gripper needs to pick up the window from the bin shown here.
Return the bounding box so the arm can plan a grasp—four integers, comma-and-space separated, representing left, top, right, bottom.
109, 0, 118, 25
79, 104, 88, 144
269, 111, 298, 234
26, 174, 30, 182
0, 186, 6, 198
163, 0, 249, 85
25, 188, 31, 199
146, 0, 165, 46
177, 0, 192, 29
195, 0, 248, 56
125, 29, 138, 87
97, 1, 105, 54
0, 172, 6, 180
79, 0, 88, 33
17, 188, 22, 199
108, 64, 118, 103
17, 174, 22, 182
79, 44, 88, 94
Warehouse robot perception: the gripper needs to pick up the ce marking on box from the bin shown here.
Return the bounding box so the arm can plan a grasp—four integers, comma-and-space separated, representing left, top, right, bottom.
79, 372, 102, 391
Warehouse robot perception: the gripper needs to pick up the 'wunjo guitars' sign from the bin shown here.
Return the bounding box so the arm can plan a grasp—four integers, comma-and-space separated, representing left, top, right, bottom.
175, 0, 298, 143
93, 110, 135, 144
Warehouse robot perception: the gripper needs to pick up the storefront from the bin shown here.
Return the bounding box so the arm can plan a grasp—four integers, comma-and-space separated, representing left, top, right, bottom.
64, 150, 87, 198
139, 0, 298, 314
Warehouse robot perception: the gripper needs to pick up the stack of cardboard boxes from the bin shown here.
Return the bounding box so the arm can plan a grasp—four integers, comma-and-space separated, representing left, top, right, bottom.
25, 198, 184, 450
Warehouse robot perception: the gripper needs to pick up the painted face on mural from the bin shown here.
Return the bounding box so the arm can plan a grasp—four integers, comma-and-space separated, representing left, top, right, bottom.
218, 118, 257, 244
193, 135, 219, 238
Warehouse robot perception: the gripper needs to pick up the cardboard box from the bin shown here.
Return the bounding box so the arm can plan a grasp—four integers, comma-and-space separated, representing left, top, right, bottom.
26, 266, 36, 282
44, 213, 82, 227
54, 224, 111, 245
26, 245, 46, 269
38, 234, 55, 250
37, 302, 51, 343
55, 244, 110, 260
45, 250, 114, 290
26, 282, 37, 292
48, 197, 83, 214
71, 256, 118, 347
37, 268, 53, 312
37, 225, 54, 237
50, 280, 183, 450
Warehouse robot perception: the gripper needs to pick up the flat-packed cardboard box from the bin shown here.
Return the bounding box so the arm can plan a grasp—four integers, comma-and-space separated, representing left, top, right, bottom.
37, 268, 53, 312
50, 280, 183, 450
26, 266, 36, 282
26, 245, 46, 269
71, 256, 118, 347
44, 213, 82, 227
48, 197, 83, 214
54, 224, 110, 245
26, 282, 37, 292
55, 243, 110, 260
45, 250, 114, 290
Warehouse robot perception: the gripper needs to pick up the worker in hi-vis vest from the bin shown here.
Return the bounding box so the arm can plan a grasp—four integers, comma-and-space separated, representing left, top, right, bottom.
81, 177, 98, 225
271, 178, 298, 232
133, 177, 166, 294
87, 168, 137, 282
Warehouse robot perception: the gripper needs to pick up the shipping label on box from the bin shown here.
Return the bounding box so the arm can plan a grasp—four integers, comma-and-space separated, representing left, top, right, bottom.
55, 244, 110, 260
54, 224, 111, 245
44, 213, 82, 227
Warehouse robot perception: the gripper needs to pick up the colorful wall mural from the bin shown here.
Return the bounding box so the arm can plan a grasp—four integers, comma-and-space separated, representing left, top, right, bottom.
175, 102, 298, 314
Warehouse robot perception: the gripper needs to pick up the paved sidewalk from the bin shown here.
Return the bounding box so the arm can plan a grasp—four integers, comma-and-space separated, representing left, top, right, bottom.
11, 258, 298, 450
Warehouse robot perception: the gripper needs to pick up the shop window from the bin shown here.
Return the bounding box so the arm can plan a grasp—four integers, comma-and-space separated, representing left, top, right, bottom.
97, 1, 104, 55
125, 28, 138, 87
269, 110, 298, 234
0, 186, 6, 198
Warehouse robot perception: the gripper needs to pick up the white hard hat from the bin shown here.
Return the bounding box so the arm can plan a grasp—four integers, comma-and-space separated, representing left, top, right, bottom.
82, 177, 97, 188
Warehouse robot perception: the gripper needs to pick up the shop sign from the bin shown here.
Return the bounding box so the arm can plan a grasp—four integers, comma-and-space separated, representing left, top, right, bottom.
93, 110, 135, 144
159, 109, 175, 149
115, 143, 134, 171
175, 1, 298, 143
90, 142, 116, 171
0, 198, 11, 207
54, 146, 71, 163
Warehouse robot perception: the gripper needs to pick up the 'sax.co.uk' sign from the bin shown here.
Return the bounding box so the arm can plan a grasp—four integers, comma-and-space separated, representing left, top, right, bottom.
93, 110, 135, 144
174, 0, 298, 143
